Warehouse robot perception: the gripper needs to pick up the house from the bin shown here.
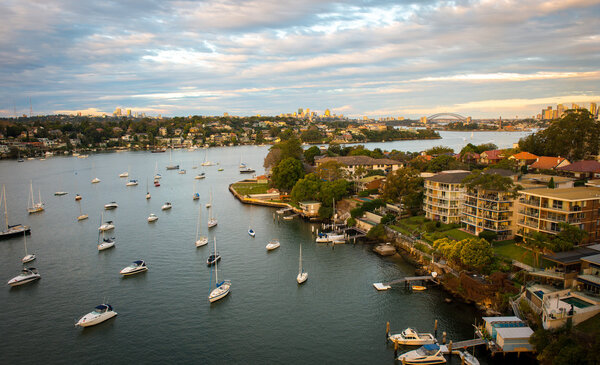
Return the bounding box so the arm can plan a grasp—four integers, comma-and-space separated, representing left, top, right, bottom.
519, 174, 575, 189
460, 151, 480, 164
298, 201, 321, 216
255, 175, 268, 184
423, 170, 470, 224
509, 151, 538, 167
356, 176, 385, 191
315, 156, 402, 175
557, 160, 600, 179
482, 316, 534, 353
529, 156, 570, 171
479, 150, 505, 165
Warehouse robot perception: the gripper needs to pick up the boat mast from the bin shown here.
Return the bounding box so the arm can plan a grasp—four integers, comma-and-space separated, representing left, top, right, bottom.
38, 188, 42, 205
23, 230, 28, 256
195, 203, 201, 241
3, 185, 9, 230
29, 180, 34, 209
214, 237, 219, 284
299, 244, 302, 275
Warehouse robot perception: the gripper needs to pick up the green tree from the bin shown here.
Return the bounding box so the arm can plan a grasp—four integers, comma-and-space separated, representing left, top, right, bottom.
548, 177, 555, 189
426, 146, 454, 155
291, 174, 322, 203
270, 157, 305, 192
315, 160, 346, 181
524, 232, 554, 267
382, 167, 424, 215
459, 238, 494, 270
303, 146, 321, 164
300, 127, 324, 142
462, 169, 521, 196
367, 224, 387, 240
426, 155, 463, 172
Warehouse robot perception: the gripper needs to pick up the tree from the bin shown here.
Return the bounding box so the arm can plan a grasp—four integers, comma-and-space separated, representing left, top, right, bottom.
303, 146, 321, 164
426, 155, 463, 172
300, 127, 324, 143
426, 146, 454, 155
462, 169, 521, 196
263, 148, 282, 171
459, 238, 494, 270
367, 224, 387, 240
382, 167, 424, 215
290, 173, 322, 203
524, 232, 554, 267
548, 177, 555, 189
315, 160, 346, 181
555, 223, 587, 249
270, 157, 305, 192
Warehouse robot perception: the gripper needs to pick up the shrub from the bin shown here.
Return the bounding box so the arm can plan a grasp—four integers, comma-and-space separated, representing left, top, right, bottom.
347, 217, 356, 227
424, 221, 437, 233
479, 230, 498, 242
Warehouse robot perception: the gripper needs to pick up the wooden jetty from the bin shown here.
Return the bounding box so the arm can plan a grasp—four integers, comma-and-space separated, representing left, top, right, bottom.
373, 274, 437, 291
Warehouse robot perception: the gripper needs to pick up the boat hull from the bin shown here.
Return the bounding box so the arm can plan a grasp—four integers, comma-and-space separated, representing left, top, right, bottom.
0, 225, 31, 240
76, 311, 117, 327
297, 272, 308, 284
98, 241, 115, 251
120, 267, 148, 276
196, 237, 208, 247
7, 274, 40, 287
209, 282, 231, 302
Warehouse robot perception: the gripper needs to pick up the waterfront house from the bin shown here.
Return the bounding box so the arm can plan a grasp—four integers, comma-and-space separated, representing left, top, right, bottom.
482, 316, 534, 354
298, 201, 321, 217
508, 151, 538, 167
315, 156, 402, 175
556, 160, 600, 179
423, 170, 470, 224
529, 156, 570, 172
479, 150, 505, 165
516, 187, 600, 243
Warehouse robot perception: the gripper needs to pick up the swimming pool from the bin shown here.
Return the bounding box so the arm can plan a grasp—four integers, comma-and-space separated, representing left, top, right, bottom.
561, 296, 593, 308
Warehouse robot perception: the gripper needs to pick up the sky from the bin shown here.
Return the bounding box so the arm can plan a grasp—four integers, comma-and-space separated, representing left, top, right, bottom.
0, 0, 599, 119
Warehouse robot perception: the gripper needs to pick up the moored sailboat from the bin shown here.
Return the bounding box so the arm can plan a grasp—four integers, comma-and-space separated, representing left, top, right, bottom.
297, 243, 308, 284
27, 181, 45, 214
0, 185, 31, 240
195, 203, 208, 247
208, 237, 230, 303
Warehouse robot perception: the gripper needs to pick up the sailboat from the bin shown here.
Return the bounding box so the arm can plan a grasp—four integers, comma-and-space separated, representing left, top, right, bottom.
201, 150, 213, 166
27, 181, 44, 214
97, 212, 115, 251
145, 178, 151, 199
0, 185, 31, 240
208, 237, 231, 303
77, 200, 88, 221
207, 191, 217, 228
119, 168, 129, 178
193, 180, 200, 200
22, 230, 36, 263
154, 162, 162, 180
297, 243, 308, 284
166, 149, 179, 170
195, 203, 208, 247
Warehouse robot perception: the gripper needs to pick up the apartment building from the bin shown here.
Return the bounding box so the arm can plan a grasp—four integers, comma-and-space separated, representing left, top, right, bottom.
423, 171, 470, 224
516, 187, 600, 243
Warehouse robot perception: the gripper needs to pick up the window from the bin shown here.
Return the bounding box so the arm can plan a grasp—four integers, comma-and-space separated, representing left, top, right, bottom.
552, 200, 563, 209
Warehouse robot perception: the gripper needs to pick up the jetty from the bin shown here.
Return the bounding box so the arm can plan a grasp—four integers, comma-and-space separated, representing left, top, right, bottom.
373, 273, 437, 291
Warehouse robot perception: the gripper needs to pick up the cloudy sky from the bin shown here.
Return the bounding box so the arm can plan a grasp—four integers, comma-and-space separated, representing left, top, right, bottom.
1, 0, 599, 119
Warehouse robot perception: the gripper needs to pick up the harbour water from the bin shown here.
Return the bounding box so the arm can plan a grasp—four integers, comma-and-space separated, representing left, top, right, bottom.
0, 131, 534, 364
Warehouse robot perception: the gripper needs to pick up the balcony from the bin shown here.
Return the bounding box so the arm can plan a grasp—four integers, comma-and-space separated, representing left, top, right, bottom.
518, 209, 540, 218
518, 220, 538, 229
520, 198, 541, 207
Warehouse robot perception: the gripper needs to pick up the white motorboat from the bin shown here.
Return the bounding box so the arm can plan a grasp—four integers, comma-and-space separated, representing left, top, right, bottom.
104, 202, 118, 209
455, 351, 479, 365
1, 186, 32, 240
239, 167, 255, 174
297, 244, 308, 284
21, 231, 36, 263
397, 344, 447, 365
208, 237, 230, 303
194, 173, 205, 179
27, 181, 45, 214
126, 179, 138, 186
388, 328, 437, 346
328, 233, 345, 242
98, 220, 115, 231
147, 213, 158, 222
119, 171, 129, 178
266, 239, 280, 251
54, 191, 68, 196
91, 177, 101, 184
154, 173, 162, 179
119, 260, 148, 276
7, 267, 41, 287
195, 204, 208, 247
178, 169, 187, 174
98, 237, 115, 251
315, 233, 329, 243
75, 304, 117, 327
161, 202, 172, 210
248, 228, 255, 237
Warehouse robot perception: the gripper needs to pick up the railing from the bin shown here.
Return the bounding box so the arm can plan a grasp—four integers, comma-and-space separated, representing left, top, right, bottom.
518, 209, 540, 218
518, 220, 538, 228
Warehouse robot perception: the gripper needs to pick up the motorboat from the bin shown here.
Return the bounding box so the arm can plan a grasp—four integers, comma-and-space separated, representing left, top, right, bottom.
75, 194, 82, 201
266, 239, 280, 251
1, 186, 31, 240
194, 173, 206, 179
161, 202, 172, 210
98, 221, 115, 231
327, 233, 345, 242
119, 171, 129, 178
75, 304, 117, 327
248, 228, 255, 237
147, 213, 158, 222
119, 260, 148, 276
154, 174, 162, 179
208, 237, 230, 303
154, 180, 160, 187
315, 233, 329, 243
388, 328, 437, 346
54, 191, 68, 196
7, 267, 41, 287
455, 351, 480, 365
21, 231, 36, 263
178, 169, 186, 174
283, 215, 294, 220
297, 244, 308, 284
98, 237, 115, 251
126, 179, 138, 186
207, 252, 221, 266
91, 177, 101, 184
104, 202, 118, 209
193, 192, 200, 200
397, 344, 447, 365
239, 167, 255, 173
412, 285, 427, 291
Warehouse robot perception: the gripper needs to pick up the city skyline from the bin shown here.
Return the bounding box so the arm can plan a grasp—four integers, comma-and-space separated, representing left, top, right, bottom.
0, 0, 599, 119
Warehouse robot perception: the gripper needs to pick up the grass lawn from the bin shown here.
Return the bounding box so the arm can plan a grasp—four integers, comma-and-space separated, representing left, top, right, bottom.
576, 313, 600, 335
493, 241, 535, 267
231, 183, 269, 196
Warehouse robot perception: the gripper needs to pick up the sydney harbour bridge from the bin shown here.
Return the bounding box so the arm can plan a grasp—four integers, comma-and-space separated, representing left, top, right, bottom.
425, 113, 470, 122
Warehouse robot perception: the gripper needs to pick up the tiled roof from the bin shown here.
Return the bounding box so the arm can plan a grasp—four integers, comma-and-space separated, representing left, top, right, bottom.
425, 171, 471, 183
481, 149, 504, 160
317, 156, 401, 166
485, 168, 517, 177
557, 160, 600, 173
510, 151, 538, 160
530, 156, 569, 170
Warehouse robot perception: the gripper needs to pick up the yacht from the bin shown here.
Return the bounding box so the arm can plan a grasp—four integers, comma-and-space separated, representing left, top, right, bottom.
154, 179, 160, 187
315, 233, 329, 243
75, 194, 82, 201
7, 267, 41, 287
208, 237, 230, 303
397, 344, 447, 365
154, 173, 162, 180
217, 167, 224, 172
98, 221, 115, 231
98, 237, 115, 251
194, 173, 206, 180
119, 260, 148, 276
193, 192, 200, 201
75, 304, 117, 327
207, 252, 221, 266
239, 167, 256, 174
104, 202, 118, 209
119, 171, 129, 178
27, 181, 45, 214
91, 177, 101, 184
161, 202, 172, 210
266, 239, 280, 251
1, 186, 31, 240
126, 179, 138, 186
147, 213, 158, 222
54, 191, 68, 196
388, 328, 437, 346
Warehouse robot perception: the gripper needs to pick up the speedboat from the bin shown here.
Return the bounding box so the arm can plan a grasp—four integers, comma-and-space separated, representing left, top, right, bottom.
248, 228, 255, 237
98, 237, 115, 251
266, 239, 280, 251
178, 169, 186, 174
7, 267, 40, 286
119, 171, 129, 178
104, 202, 118, 209
54, 191, 68, 196
209, 280, 231, 303
193, 193, 200, 200
154, 180, 160, 187
315, 233, 329, 243
239, 167, 255, 173
75, 304, 117, 327
98, 221, 115, 231
207, 253, 221, 266
22, 253, 36, 263
161, 202, 172, 210
196, 236, 208, 247
154, 173, 162, 179
194, 173, 206, 180
388, 328, 437, 346
397, 344, 447, 365
207, 218, 217, 228
126, 179, 138, 186
75, 194, 82, 201
91, 177, 101, 184
119, 260, 148, 276
147, 213, 158, 222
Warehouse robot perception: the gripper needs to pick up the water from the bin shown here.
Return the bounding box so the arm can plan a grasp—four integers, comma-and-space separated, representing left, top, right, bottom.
0, 132, 534, 364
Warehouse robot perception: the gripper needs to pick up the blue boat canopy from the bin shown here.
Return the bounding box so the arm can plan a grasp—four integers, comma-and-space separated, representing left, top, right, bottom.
133, 260, 144, 265
95, 304, 112, 311
423, 344, 440, 351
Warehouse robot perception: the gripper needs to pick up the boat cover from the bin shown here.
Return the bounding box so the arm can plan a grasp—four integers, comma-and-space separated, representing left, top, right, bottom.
423, 344, 440, 351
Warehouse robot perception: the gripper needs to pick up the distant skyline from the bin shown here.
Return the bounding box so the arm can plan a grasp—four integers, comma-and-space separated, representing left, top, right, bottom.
0, 0, 599, 119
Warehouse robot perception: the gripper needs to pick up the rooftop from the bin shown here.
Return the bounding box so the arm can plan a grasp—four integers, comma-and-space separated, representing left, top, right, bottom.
316, 155, 401, 166
510, 151, 538, 160
425, 170, 471, 183
557, 160, 600, 173
543, 247, 600, 265
520, 174, 574, 184
495, 327, 534, 340
530, 156, 569, 170
519, 186, 600, 201
485, 168, 518, 177
581, 254, 600, 266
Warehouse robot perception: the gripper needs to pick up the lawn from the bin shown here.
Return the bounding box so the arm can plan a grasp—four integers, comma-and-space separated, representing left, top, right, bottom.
231, 183, 269, 196
493, 241, 535, 267
576, 313, 600, 335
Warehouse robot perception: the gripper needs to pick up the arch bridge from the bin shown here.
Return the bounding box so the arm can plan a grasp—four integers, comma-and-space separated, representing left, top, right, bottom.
427, 113, 468, 122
